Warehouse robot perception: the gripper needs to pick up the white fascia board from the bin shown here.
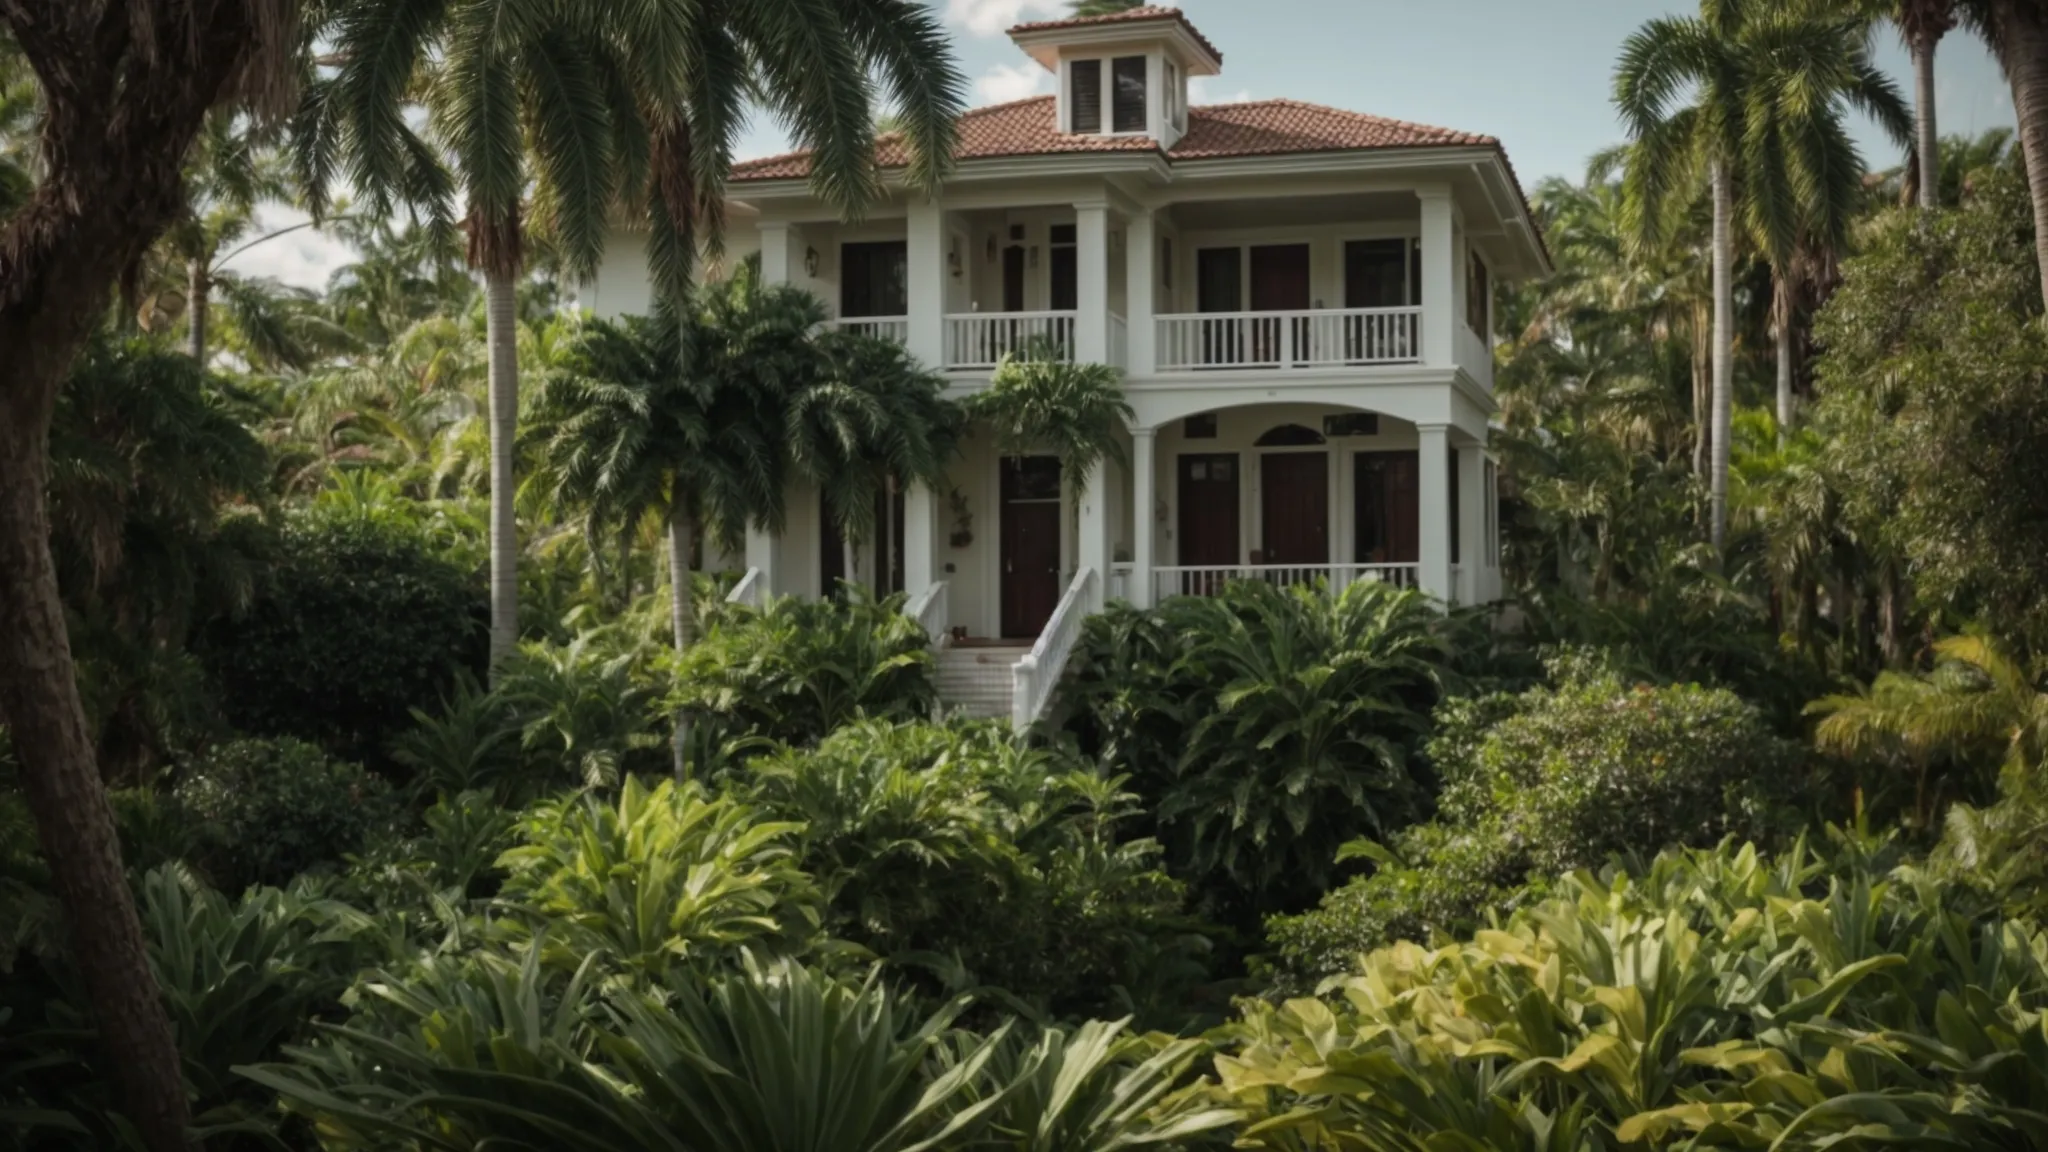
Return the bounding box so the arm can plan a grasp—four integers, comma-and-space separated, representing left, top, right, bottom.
1011, 23, 1221, 75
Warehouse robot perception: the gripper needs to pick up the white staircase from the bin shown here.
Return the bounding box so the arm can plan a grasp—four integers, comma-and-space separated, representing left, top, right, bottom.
934, 646, 1030, 720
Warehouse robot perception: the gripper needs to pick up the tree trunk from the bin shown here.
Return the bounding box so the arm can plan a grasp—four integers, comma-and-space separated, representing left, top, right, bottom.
1691, 300, 1710, 478
0, 2, 275, 1145
1774, 274, 1794, 442
1993, 0, 2048, 312
484, 268, 521, 674
1710, 161, 1734, 546
844, 535, 859, 594
667, 506, 694, 779
1914, 33, 1941, 211
186, 258, 209, 362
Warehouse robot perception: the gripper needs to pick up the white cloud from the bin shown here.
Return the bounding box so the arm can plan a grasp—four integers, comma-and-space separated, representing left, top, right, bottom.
216, 206, 359, 291
975, 61, 1054, 105
943, 0, 1063, 38
1189, 76, 1251, 106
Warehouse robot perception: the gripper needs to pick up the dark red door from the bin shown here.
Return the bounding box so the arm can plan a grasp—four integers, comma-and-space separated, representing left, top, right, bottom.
1355, 451, 1420, 563
1000, 456, 1063, 638
1175, 453, 1240, 597
1260, 452, 1329, 570
1250, 244, 1311, 364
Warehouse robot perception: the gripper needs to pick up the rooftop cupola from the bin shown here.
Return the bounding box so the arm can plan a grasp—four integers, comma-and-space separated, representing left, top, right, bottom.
1006, 6, 1223, 150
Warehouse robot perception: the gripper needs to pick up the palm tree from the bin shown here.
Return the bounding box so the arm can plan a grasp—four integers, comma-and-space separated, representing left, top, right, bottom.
153, 111, 294, 362
0, 4, 301, 1147
311, 0, 968, 673
1959, 0, 2048, 310
967, 353, 1134, 501
1616, 0, 1908, 544
789, 330, 959, 591
1896, 0, 1958, 210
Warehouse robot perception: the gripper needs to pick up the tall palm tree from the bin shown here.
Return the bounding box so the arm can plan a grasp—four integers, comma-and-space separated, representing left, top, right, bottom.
1960, 0, 2048, 310
0, 4, 302, 1147
1896, 0, 1958, 210
154, 111, 293, 362
789, 330, 959, 590
311, 0, 967, 673
967, 353, 1134, 501
1616, 0, 1908, 545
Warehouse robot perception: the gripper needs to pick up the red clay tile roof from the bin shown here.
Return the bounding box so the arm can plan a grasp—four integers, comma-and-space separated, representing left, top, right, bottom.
730, 97, 1501, 181
1006, 6, 1223, 67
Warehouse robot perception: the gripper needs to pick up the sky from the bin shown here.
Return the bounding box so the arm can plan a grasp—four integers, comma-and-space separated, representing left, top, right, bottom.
223, 0, 2018, 289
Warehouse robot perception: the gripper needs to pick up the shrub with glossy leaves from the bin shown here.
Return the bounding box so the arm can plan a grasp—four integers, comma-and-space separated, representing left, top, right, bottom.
171, 738, 394, 893
1221, 836, 2048, 1150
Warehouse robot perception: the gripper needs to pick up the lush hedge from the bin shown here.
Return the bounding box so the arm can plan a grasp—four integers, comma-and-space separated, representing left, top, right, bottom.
198, 510, 487, 769
1265, 656, 1803, 984
171, 737, 395, 892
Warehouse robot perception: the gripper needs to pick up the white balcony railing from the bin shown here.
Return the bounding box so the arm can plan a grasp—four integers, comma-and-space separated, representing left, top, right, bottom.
1012, 567, 1096, 733
1155, 306, 1423, 372
1149, 563, 1419, 602
828, 315, 910, 344
945, 311, 1075, 370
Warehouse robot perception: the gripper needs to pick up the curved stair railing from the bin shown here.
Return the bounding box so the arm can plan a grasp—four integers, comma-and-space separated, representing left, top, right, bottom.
1011, 567, 1096, 733
904, 580, 952, 652
726, 567, 764, 608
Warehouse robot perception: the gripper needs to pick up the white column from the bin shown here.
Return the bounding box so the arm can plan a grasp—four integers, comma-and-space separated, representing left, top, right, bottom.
1075, 200, 1110, 364
1417, 424, 1452, 603
1457, 441, 1486, 606
904, 481, 936, 601
907, 199, 945, 368
1418, 188, 1456, 369
1131, 427, 1156, 607
1123, 207, 1155, 376
745, 518, 780, 596
1077, 464, 1108, 611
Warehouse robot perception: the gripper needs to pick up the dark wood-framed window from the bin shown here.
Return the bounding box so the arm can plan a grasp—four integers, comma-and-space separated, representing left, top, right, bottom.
1466, 251, 1490, 335
1112, 56, 1147, 132
1049, 223, 1078, 311
1069, 59, 1102, 134
840, 240, 908, 317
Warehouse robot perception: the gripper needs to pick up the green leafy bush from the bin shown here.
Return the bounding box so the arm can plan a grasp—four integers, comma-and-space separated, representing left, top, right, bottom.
171, 738, 394, 892
495, 776, 822, 977
1060, 580, 1456, 927
670, 590, 936, 751
741, 720, 1208, 1024
198, 508, 487, 769
1267, 657, 1801, 984
1220, 836, 2048, 1149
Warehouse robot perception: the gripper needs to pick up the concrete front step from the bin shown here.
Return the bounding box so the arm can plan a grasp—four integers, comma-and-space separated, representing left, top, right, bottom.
934, 645, 1031, 721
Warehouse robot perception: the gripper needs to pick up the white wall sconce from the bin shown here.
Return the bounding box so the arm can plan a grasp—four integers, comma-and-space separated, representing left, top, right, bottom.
803, 246, 820, 277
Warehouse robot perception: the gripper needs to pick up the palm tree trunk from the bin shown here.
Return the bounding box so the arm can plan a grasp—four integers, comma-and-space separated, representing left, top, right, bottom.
484, 268, 520, 675
1710, 160, 1735, 546
185, 258, 209, 362
843, 536, 859, 593
1993, 0, 2048, 312
1691, 301, 1710, 478
1774, 274, 1794, 442
667, 505, 694, 779
1913, 33, 1941, 210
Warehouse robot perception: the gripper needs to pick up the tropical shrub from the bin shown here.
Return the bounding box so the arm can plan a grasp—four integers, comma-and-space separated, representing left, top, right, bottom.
740, 720, 1208, 1024
495, 777, 822, 977
171, 738, 394, 893
198, 507, 487, 769
250, 952, 1232, 1152
1267, 656, 1801, 984
1060, 580, 1456, 927
494, 634, 669, 789
671, 590, 936, 751
1219, 836, 2048, 1150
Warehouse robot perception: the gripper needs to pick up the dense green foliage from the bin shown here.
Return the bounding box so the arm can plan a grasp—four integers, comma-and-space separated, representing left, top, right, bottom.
1267, 657, 1802, 985
198, 511, 486, 770
170, 739, 394, 893
1060, 581, 1456, 927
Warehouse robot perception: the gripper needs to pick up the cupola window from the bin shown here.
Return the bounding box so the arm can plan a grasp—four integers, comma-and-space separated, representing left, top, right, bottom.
1112, 56, 1148, 132
1069, 59, 1102, 133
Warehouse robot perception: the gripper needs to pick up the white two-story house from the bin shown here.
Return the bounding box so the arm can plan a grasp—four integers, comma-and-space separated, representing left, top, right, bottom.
587, 6, 1548, 724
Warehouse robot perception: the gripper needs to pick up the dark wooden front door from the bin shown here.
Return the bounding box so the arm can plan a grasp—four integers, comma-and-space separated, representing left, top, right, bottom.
1260, 451, 1329, 566
1355, 450, 1420, 564
1175, 453, 1240, 597
1000, 456, 1063, 639
1002, 245, 1026, 312
1250, 244, 1311, 364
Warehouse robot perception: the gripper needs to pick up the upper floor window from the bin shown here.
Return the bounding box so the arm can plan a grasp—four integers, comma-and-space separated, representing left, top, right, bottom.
1112, 56, 1147, 132
1466, 251, 1490, 335
1070, 59, 1102, 133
